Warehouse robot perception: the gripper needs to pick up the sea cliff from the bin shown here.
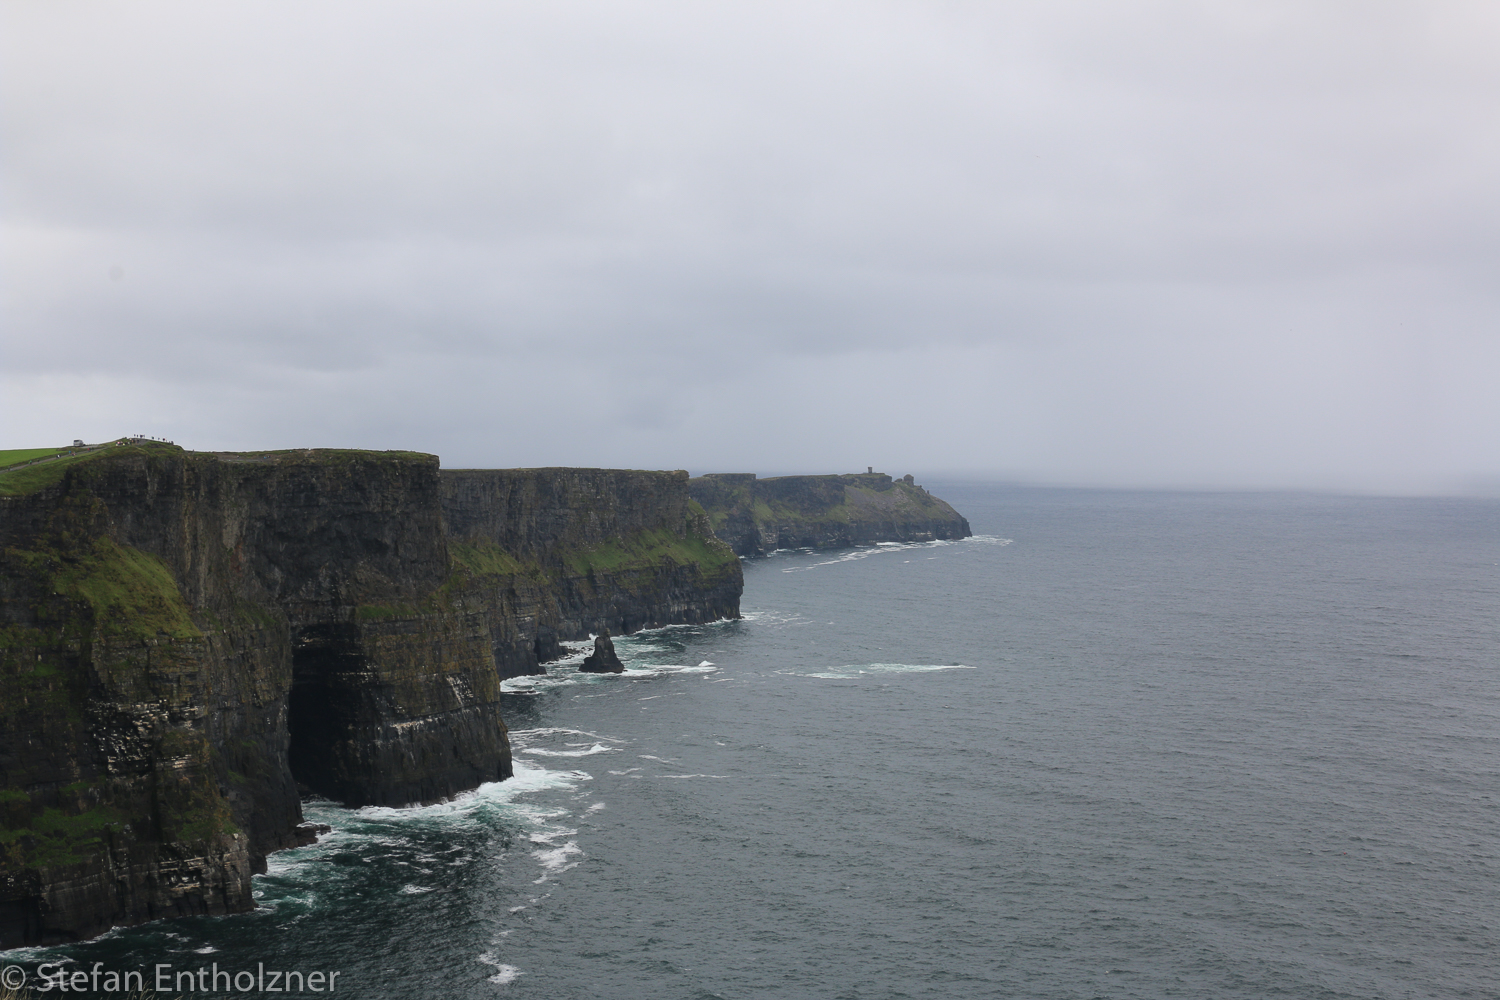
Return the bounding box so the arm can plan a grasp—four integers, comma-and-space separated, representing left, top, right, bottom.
689, 472, 971, 556
0, 444, 740, 947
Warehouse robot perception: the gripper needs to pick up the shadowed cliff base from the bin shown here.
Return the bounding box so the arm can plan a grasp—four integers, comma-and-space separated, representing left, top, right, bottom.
0, 444, 741, 947
689, 471, 972, 557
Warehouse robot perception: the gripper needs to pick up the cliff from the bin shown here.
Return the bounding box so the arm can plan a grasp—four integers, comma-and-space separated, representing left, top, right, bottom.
0, 444, 740, 947
689, 472, 972, 556
441, 469, 742, 678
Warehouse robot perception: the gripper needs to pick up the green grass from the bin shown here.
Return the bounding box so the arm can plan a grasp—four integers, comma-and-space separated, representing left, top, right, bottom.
449, 538, 534, 578
0, 447, 70, 468
0, 803, 127, 868
560, 527, 739, 579
0, 448, 118, 496
7, 535, 201, 642
65, 539, 201, 641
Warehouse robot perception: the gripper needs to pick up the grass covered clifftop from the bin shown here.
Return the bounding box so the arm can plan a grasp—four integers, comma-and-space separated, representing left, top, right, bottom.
688, 471, 973, 557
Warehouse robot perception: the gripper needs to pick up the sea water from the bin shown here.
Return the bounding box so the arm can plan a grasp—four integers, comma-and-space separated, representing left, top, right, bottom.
6, 485, 1498, 999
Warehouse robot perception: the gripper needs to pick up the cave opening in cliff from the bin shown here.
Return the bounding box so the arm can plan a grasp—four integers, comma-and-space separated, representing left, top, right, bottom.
286, 625, 365, 804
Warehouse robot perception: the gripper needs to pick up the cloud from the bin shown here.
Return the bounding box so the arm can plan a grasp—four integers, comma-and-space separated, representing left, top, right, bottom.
4, 0, 1499, 492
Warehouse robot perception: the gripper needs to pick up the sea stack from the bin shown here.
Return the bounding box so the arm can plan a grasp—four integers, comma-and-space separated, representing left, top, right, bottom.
580, 630, 625, 673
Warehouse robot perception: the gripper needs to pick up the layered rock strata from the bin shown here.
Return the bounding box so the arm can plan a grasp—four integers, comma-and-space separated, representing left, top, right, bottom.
441, 468, 743, 678
0, 445, 740, 947
689, 472, 972, 557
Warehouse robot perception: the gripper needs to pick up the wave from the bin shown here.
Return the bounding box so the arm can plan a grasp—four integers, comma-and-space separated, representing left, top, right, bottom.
528, 828, 577, 844
531, 840, 583, 883
500, 672, 580, 694
334, 761, 583, 825
622, 662, 718, 677
508, 727, 615, 743
478, 953, 522, 985
779, 538, 973, 573
532, 841, 583, 871
738, 609, 819, 628
777, 535, 1012, 573
804, 663, 975, 680
518, 743, 618, 758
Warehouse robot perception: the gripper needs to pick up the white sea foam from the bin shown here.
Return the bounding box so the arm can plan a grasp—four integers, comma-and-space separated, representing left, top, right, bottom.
805, 663, 975, 680
518, 743, 618, 758
618, 662, 719, 678
343, 761, 584, 824
528, 828, 577, 844
611, 616, 739, 638
489, 966, 522, 985
275, 758, 598, 891
533, 841, 582, 870
534, 660, 718, 682
478, 953, 522, 985
777, 535, 1011, 574
530, 839, 583, 883
246, 761, 594, 905
740, 609, 818, 628
500, 672, 580, 694
781, 539, 949, 572
509, 727, 614, 743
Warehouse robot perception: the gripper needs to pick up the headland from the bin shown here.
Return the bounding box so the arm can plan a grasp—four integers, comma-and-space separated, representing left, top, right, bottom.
689, 471, 972, 556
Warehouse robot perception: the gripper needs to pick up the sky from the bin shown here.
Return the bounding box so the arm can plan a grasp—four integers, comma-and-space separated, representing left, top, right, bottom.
4, 1, 1499, 494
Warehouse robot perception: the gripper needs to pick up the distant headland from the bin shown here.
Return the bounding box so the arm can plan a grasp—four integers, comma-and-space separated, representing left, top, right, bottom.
689, 470, 972, 556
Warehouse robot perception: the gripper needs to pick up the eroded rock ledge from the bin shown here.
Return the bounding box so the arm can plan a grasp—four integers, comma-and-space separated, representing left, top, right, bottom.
689, 471, 972, 557
0, 445, 740, 947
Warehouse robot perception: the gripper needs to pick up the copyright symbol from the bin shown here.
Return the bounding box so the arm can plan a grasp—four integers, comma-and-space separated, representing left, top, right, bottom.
2, 965, 25, 988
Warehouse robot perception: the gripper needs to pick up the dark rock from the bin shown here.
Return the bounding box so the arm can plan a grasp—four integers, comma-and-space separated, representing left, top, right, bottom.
292, 823, 332, 847
579, 630, 625, 673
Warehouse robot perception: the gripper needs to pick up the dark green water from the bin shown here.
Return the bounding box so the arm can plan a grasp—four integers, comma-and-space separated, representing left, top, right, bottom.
6, 485, 1499, 998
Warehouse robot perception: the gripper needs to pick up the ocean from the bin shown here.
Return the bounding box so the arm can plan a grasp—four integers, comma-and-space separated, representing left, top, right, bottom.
6, 484, 1498, 999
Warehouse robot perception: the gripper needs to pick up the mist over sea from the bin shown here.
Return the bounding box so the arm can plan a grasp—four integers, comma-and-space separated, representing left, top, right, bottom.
8, 484, 1498, 999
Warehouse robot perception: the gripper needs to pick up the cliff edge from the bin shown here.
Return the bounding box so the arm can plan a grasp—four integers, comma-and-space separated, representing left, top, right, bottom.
0, 444, 740, 947
689, 472, 971, 556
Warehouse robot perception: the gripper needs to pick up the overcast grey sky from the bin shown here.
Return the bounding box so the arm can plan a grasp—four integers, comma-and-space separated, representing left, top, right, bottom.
4, 1, 1498, 493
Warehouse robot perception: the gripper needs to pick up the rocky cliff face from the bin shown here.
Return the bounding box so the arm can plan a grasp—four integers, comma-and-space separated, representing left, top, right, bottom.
0, 445, 740, 947
689, 472, 972, 557
442, 469, 743, 678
